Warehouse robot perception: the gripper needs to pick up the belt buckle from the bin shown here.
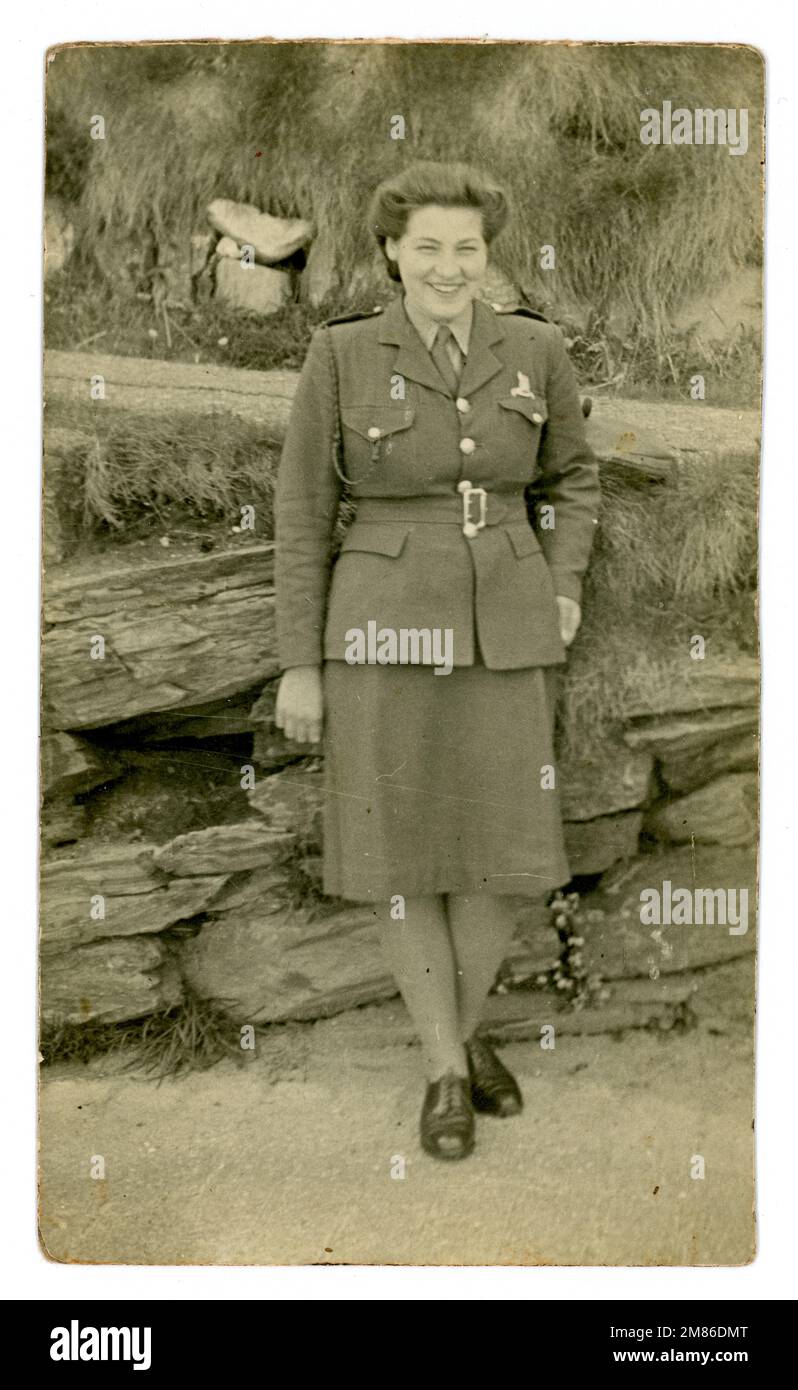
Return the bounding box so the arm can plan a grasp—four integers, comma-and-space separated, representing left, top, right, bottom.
457, 481, 487, 538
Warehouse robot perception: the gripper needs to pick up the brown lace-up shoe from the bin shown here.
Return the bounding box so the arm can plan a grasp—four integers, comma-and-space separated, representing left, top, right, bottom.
466, 1034, 523, 1117
419, 1069, 475, 1160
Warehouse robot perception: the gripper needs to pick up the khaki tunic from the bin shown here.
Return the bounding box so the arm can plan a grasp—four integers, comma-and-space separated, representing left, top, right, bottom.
274, 296, 601, 900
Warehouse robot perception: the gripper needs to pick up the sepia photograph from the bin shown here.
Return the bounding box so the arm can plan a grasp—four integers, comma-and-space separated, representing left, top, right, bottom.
38, 37, 762, 1267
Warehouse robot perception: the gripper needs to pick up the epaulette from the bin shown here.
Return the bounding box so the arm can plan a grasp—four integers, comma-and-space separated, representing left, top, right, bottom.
494, 304, 549, 323
323, 306, 384, 328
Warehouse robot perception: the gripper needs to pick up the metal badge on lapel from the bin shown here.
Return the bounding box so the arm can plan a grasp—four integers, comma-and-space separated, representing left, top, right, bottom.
510, 372, 535, 399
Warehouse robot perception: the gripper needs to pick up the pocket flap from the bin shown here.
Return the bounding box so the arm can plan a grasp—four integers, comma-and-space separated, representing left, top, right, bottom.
505, 521, 543, 559
339, 522, 410, 558
341, 405, 415, 440
498, 394, 548, 427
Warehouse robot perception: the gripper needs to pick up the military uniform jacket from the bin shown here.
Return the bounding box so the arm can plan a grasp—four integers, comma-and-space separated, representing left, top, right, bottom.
274, 295, 600, 672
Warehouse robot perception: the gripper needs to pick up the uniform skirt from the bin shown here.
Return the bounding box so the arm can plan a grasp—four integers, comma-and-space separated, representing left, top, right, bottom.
321, 656, 571, 902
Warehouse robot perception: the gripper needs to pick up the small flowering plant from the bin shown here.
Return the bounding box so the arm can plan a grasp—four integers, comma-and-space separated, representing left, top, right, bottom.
494, 887, 608, 1009
533, 889, 608, 1011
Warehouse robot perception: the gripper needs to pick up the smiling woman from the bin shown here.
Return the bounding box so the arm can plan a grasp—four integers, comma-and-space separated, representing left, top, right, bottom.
374, 165, 506, 337
273, 159, 600, 1162
389, 202, 489, 318
385, 204, 487, 319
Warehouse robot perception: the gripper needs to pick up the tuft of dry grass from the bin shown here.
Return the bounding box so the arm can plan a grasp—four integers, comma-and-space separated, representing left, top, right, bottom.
50, 408, 281, 544
41, 983, 252, 1079
592, 448, 757, 612
559, 448, 758, 757
114, 985, 249, 1079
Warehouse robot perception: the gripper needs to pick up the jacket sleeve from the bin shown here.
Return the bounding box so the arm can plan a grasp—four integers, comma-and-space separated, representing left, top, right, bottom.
535, 326, 601, 606
274, 327, 343, 670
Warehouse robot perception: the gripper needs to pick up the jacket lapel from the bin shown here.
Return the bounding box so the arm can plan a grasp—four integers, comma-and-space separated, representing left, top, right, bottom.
456, 299, 506, 398
377, 296, 451, 397
377, 295, 507, 399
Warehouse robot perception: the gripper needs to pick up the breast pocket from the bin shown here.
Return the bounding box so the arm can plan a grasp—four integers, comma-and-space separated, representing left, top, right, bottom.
339, 405, 417, 483
497, 393, 549, 467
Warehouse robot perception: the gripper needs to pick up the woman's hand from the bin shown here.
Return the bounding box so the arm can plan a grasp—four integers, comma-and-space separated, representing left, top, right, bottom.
556, 595, 582, 647
274, 665, 324, 745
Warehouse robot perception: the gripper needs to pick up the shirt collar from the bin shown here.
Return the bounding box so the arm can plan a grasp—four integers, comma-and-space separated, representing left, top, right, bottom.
401, 293, 474, 357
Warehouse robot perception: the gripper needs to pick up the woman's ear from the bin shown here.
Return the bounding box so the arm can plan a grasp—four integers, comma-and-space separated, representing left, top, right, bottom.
385, 236, 399, 262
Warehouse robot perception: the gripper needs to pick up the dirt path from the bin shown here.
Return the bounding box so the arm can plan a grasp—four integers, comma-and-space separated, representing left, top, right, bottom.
38, 959, 755, 1267
45, 349, 761, 458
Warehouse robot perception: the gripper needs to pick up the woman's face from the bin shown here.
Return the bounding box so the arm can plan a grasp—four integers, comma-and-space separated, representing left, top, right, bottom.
386, 205, 488, 322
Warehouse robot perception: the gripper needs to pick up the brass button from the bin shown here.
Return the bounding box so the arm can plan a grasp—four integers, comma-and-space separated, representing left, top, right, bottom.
531, 412, 543, 425
456, 397, 470, 413
367, 426, 381, 440
459, 437, 476, 455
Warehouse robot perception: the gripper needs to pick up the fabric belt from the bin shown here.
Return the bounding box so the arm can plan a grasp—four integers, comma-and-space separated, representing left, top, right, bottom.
354, 489, 531, 534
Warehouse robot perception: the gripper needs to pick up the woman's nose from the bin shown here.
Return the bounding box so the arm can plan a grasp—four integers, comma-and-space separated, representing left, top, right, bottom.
432, 253, 462, 279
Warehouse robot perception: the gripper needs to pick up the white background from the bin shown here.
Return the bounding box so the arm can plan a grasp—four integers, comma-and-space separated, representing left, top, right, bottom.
3, 0, 794, 1302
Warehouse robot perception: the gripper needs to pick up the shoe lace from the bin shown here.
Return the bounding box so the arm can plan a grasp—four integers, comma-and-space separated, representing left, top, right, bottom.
434, 1070, 467, 1117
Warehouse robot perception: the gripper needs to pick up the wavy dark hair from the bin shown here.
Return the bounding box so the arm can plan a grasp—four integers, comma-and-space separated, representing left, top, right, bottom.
369, 160, 509, 282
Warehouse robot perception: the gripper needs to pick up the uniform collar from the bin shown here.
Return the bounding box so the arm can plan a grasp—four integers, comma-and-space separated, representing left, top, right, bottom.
401, 294, 474, 356
377, 295, 506, 399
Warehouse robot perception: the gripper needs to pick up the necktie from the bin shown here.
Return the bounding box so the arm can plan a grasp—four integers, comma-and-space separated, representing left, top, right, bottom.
430, 324, 462, 396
